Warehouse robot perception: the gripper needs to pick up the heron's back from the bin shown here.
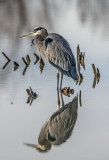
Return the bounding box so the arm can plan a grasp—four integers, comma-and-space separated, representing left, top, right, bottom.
44, 33, 77, 80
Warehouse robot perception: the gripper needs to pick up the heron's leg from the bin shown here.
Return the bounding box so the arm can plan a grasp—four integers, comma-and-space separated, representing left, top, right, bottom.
60, 91, 64, 107
57, 69, 59, 91
57, 89, 60, 110
60, 73, 63, 90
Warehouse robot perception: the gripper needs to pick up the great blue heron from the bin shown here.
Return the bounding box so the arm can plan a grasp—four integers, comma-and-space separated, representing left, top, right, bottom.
21, 27, 78, 89
24, 96, 78, 152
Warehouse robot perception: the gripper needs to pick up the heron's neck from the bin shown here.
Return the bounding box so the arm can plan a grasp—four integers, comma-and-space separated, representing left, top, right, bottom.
35, 31, 48, 42
35, 34, 48, 56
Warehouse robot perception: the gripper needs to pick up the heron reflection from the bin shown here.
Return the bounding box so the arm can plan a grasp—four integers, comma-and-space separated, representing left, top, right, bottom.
24, 96, 78, 152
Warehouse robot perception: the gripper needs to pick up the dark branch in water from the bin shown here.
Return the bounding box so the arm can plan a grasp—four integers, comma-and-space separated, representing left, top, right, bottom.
26, 55, 31, 65
2, 52, 11, 69
97, 68, 100, 83
39, 57, 45, 73
79, 73, 83, 85
76, 45, 85, 85
14, 61, 19, 71
79, 90, 82, 107
77, 45, 81, 73
2, 52, 11, 62
34, 53, 39, 65
22, 65, 28, 75
92, 64, 97, 77
26, 87, 38, 106
31, 39, 35, 47
92, 64, 100, 88
80, 52, 85, 70
2, 61, 10, 69
61, 87, 74, 97
22, 57, 28, 65
22, 55, 31, 75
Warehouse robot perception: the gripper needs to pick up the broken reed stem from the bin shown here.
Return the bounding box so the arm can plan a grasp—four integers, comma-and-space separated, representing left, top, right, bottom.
22, 57, 28, 66
79, 90, 82, 107
2, 61, 10, 69
92, 64, 97, 77
34, 53, 39, 64
14, 61, 19, 71
26, 55, 30, 65
77, 45, 80, 73
2, 52, 11, 61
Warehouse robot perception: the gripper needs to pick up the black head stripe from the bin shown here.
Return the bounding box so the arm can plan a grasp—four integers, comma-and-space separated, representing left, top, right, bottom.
34, 27, 44, 32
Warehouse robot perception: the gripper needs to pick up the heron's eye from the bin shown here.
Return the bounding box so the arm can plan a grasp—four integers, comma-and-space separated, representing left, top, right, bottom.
34, 27, 43, 32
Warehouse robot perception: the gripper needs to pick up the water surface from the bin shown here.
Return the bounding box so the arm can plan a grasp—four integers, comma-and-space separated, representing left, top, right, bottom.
0, 0, 109, 160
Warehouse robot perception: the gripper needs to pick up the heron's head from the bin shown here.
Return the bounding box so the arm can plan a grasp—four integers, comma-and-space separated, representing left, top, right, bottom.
20, 27, 48, 38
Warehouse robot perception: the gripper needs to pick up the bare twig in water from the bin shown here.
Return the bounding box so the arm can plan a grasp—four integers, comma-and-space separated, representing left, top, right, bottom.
2, 61, 10, 69
92, 64, 97, 78
34, 53, 39, 65
92, 64, 100, 88
79, 73, 83, 85
80, 52, 85, 70
39, 57, 45, 73
22, 55, 31, 75
26, 87, 38, 106
77, 45, 81, 73
61, 87, 74, 97
79, 90, 82, 107
2, 52, 11, 69
31, 39, 35, 46
26, 55, 31, 65
2, 52, 11, 61
14, 61, 19, 71
22, 65, 28, 75
92, 76, 96, 88
97, 68, 100, 83
22, 57, 28, 66
76, 45, 85, 85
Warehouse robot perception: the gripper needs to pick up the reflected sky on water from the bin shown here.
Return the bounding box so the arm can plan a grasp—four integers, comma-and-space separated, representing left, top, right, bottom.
0, 0, 109, 160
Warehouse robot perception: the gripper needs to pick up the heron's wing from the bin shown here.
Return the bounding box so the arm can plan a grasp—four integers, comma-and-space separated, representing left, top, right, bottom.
48, 97, 78, 145
45, 33, 76, 76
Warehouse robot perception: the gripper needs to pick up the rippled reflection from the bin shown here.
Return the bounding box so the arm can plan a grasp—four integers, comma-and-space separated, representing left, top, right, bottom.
24, 96, 78, 152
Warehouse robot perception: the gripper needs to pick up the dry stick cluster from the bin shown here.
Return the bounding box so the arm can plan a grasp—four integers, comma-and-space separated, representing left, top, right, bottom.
22, 55, 31, 75
1, 52, 45, 75
61, 87, 74, 97
14, 61, 19, 71
26, 87, 38, 106
77, 45, 85, 85
1, 44, 100, 107
92, 64, 100, 88
1, 51, 44, 106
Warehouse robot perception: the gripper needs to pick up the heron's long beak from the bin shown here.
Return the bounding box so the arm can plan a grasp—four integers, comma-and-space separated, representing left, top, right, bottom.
24, 143, 51, 151
24, 143, 47, 151
20, 32, 34, 38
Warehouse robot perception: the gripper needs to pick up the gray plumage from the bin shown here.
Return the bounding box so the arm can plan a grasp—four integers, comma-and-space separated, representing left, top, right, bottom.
24, 96, 78, 151
38, 96, 78, 148
21, 27, 78, 87
34, 27, 77, 80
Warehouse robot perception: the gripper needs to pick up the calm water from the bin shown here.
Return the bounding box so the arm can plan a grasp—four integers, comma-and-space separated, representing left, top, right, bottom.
0, 0, 109, 160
